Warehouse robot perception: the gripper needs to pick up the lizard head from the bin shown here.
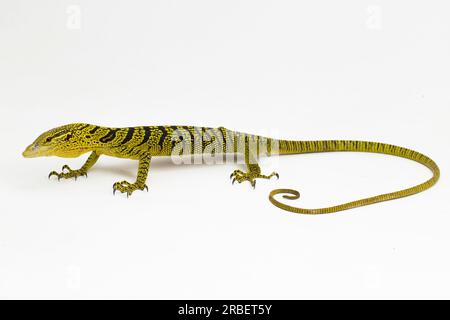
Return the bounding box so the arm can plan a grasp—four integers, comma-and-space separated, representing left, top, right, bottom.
23, 123, 93, 158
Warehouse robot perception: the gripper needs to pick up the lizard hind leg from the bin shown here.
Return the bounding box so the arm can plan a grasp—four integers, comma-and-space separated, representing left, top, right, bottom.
230, 165, 279, 188
230, 135, 278, 188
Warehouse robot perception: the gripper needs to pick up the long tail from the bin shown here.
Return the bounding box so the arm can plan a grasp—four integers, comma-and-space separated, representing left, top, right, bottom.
269, 140, 440, 214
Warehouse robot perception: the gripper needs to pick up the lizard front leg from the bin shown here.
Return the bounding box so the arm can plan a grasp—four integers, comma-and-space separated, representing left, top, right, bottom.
113, 153, 151, 197
230, 136, 278, 188
49, 151, 100, 180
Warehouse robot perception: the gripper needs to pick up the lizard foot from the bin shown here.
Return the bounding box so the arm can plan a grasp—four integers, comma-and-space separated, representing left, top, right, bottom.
113, 180, 148, 197
48, 165, 88, 181
230, 170, 279, 189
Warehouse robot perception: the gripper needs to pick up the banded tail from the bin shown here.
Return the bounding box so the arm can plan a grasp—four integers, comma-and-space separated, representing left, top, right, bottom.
270, 139, 440, 214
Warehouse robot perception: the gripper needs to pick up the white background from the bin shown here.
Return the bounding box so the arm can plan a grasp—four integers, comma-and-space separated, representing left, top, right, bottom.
0, 0, 449, 299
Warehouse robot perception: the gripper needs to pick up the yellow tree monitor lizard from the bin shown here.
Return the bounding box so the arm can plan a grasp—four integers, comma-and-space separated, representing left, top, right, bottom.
23, 124, 440, 214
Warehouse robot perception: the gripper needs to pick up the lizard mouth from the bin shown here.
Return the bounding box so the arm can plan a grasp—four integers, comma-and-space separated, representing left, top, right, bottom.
23, 144, 90, 158
22, 144, 46, 158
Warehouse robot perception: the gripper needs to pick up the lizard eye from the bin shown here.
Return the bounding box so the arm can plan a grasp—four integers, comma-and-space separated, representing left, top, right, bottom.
45, 137, 52, 143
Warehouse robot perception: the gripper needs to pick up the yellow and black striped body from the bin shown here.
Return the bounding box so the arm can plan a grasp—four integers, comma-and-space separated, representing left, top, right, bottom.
67, 125, 276, 158
23, 123, 440, 213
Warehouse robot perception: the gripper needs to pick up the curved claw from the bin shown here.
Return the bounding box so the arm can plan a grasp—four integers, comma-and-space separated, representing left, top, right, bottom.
49, 167, 88, 181
48, 171, 57, 179
251, 180, 256, 189
112, 181, 148, 197
113, 183, 119, 195
232, 178, 236, 185
274, 173, 279, 179
48, 171, 62, 181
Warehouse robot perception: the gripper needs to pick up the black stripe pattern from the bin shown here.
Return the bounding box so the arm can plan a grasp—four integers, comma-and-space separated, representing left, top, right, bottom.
100, 129, 119, 143
137, 126, 151, 147
120, 128, 135, 145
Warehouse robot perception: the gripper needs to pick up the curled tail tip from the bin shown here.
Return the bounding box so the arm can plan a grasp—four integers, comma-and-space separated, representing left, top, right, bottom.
269, 188, 300, 200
